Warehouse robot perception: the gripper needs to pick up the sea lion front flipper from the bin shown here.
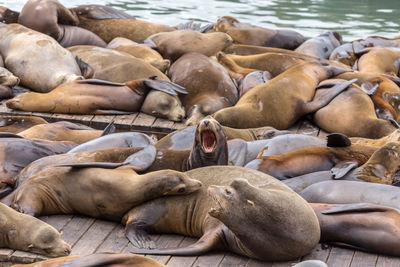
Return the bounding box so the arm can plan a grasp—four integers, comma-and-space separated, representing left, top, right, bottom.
0, 132, 23, 138
71, 5, 135, 20
56, 162, 123, 169
76, 79, 125, 86
331, 161, 358, 179
302, 78, 357, 114
75, 57, 94, 79
321, 203, 390, 215
125, 220, 156, 249
360, 81, 379, 96
326, 133, 351, 147
118, 145, 156, 172
100, 120, 115, 136
144, 77, 188, 95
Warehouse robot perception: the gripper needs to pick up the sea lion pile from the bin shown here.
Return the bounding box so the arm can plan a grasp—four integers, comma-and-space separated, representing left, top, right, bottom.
0, 0, 400, 266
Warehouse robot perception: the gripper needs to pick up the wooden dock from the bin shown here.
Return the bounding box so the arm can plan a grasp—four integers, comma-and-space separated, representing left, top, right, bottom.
0, 97, 399, 266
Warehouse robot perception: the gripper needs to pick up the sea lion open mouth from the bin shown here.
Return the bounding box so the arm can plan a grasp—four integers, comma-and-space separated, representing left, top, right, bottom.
201, 130, 216, 153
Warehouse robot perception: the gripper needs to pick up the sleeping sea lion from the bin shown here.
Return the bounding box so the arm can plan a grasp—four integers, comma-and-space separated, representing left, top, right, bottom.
0, 202, 70, 257
214, 16, 305, 50
6, 78, 187, 121
295, 31, 342, 59
0, 116, 48, 133
18, 0, 107, 47
145, 30, 233, 61
311, 203, 400, 257
0, 23, 84, 92
168, 52, 238, 125
124, 166, 320, 261
12, 168, 202, 219
213, 62, 353, 129
357, 47, 400, 75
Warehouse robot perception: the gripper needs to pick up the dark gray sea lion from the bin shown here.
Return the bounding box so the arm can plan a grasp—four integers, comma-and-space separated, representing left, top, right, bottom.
295, 31, 342, 59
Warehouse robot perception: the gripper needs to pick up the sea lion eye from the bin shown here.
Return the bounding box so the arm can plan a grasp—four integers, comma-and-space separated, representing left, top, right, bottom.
178, 187, 185, 193
225, 189, 231, 195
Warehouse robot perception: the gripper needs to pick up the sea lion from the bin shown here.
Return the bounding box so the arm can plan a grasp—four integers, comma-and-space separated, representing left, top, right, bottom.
0, 138, 76, 197
247, 134, 378, 180
0, 67, 19, 99
168, 52, 238, 125
6, 78, 187, 121
18, 0, 107, 48
357, 47, 400, 75
0, 116, 48, 134
15, 253, 167, 267
213, 62, 353, 129
0, 6, 19, 24
329, 43, 357, 67
145, 30, 233, 61
124, 166, 320, 261
214, 16, 305, 50
17, 121, 109, 143
72, 5, 175, 43
295, 31, 342, 59
300, 180, 400, 210
311, 203, 400, 257
0, 202, 70, 257
107, 37, 170, 73
0, 23, 84, 93
313, 79, 397, 138
12, 168, 202, 219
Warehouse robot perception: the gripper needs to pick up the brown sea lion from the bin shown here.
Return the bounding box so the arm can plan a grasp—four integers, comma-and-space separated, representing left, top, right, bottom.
0, 116, 48, 134
357, 47, 400, 75
295, 31, 342, 59
14, 253, 167, 267
0, 202, 70, 257
145, 30, 233, 61
6, 78, 186, 121
213, 62, 353, 129
0, 23, 86, 93
12, 167, 202, 219
313, 79, 397, 138
0, 138, 76, 197
125, 166, 320, 261
311, 203, 400, 257
0, 6, 19, 24
107, 37, 170, 73
18, 121, 105, 143
168, 52, 238, 125
214, 16, 305, 49
0, 67, 19, 99
18, 0, 107, 48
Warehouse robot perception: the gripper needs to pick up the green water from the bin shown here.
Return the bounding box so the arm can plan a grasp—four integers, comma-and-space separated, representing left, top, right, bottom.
2, 0, 399, 41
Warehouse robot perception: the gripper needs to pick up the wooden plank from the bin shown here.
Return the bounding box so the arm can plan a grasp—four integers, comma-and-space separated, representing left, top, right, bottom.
152, 118, 175, 130
246, 259, 273, 267
90, 115, 116, 129
9, 251, 39, 264
375, 255, 400, 267
191, 252, 225, 267
50, 113, 74, 121
272, 259, 300, 267
326, 247, 354, 267
113, 114, 138, 130
96, 224, 129, 253
69, 114, 94, 126
219, 252, 249, 267
302, 244, 331, 262
142, 234, 185, 265
166, 237, 197, 267
350, 251, 377, 267
40, 215, 73, 232
59, 216, 95, 248
171, 122, 186, 130
131, 113, 157, 131
0, 249, 14, 262
70, 220, 116, 256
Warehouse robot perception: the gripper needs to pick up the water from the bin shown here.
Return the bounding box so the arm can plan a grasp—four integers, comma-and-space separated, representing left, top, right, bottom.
1, 0, 399, 42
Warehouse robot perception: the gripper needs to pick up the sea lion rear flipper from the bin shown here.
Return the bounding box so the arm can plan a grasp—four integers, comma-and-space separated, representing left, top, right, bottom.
125, 220, 156, 249
75, 79, 125, 86
0, 132, 23, 138
360, 81, 379, 96
331, 161, 358, 179
100, 120, 115, 136
176, 21, 214, 33
389, 119, 400, 129
303, 78, 357, 114
326, 133, 351, 147
118, 145, 156, 172
144, 77, 188, 95
321, 203, 391, 214
75, 57, 94, 79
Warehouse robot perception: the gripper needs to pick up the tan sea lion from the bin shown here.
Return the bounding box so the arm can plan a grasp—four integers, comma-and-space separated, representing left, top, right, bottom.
12, 168, 202, 219
311, 203, 400, 257
107, 37, 170, 73
168, 52, 238, 125
0, 202, 71, 257
313, 79, 397, 138
357, 47, 400, 75
0, 67, 19, 99
213, 62, 353, 129
6, 78, 187, 121
214, 16, 305, 49
0, 116, 48, 134
0, 23, 84, 93
329, 43, 357, 67
145, 30, 233, 61
125, 166, 320, 261
18, 121, 105, 143
295, 31, 342, 59
18, 0, 106, 48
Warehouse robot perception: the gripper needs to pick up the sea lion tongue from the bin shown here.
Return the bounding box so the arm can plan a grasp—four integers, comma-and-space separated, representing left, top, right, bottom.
202, 130, 216, 153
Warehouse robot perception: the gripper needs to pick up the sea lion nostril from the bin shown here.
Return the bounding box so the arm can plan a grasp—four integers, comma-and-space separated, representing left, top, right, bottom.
204, 120, 209, 126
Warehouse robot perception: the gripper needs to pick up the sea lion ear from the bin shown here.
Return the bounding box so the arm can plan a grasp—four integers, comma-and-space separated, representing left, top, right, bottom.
326, 133, 351, 147
231, 178, 249, 189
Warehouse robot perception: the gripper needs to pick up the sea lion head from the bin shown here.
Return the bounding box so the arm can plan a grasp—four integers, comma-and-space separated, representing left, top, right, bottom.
0, 67, 19, 87
141, 90, 185, 122
0, 6, 19, 24
194, 116, 227, 155
215, 16, 240, 32
25, 221, 71, 257
152, 170, 202, 196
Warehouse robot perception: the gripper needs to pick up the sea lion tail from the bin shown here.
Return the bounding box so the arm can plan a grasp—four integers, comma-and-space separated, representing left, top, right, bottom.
144, 77, 188, 95
326, 133, 351, 147
101, 120, 115, 136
